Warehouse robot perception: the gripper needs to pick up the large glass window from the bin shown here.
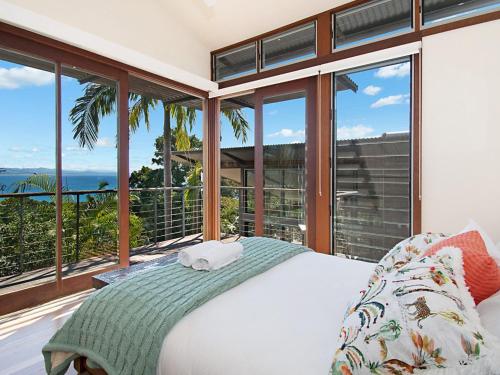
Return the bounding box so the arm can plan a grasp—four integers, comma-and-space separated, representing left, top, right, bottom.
219, 95, 254, 241
61, 66, 118, 276
261, 22, 316, 70
334, 0, 413, 49
0, 49, 56, 293
422, 0, 500, 25
263, 92, 307, 245
128, 76, 204, 251
213, 43, 257, 82
333, 59, 412, 262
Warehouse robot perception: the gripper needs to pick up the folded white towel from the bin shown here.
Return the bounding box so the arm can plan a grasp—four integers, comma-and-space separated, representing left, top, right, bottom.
178, 240, 222, 267
192, 242, 244, 271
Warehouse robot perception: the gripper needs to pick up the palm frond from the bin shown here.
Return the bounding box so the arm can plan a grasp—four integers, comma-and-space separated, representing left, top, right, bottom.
221, 108, 249, 144
184, 162, 202, 204
129, 94, 157, 133
69, 84, 117, 149
13, 174, 58, 194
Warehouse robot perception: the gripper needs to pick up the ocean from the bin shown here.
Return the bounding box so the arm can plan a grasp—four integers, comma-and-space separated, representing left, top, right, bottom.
0, 174, 118, 195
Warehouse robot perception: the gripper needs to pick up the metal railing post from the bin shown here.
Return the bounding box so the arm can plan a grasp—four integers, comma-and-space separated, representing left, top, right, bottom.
76, 193, 80, 262
181, 188, 186, 237
18, 196, 24, 273
153, 192, 158, 245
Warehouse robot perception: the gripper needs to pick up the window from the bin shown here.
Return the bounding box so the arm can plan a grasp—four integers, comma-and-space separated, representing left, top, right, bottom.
219, 95, 255, 240
60, 66, 119, 276
263, 92, 307, 245
422, 0, 500, 25
261, 22, 316, 70
333, 0, 413, 49
333, 59, 412, 262
213, 43, 257, 82
0, 49, 56, 291
128, 76, 204, 247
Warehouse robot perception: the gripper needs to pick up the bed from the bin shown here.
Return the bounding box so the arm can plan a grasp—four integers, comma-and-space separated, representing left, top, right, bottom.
158, 251, 374, 375
43, 238, 375, 375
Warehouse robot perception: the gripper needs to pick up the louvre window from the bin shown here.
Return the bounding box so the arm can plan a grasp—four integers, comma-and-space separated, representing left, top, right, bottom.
334, 0, 413, 49
422, 0, 500, 25
261, 22, 316, 70
213, 43, 257, 81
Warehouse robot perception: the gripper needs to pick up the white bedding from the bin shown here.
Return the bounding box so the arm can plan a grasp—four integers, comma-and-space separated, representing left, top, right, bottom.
157, 252, 375, 375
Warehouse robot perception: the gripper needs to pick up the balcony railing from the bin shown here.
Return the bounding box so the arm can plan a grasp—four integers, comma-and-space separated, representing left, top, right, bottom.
220, 186, 306, 244
0, 186, 203, 293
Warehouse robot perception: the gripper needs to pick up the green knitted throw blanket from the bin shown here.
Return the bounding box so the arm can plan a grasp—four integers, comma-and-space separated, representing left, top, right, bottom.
43, 237, 310, 375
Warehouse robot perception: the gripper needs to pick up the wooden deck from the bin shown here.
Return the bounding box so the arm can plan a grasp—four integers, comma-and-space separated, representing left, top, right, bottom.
0, 234, 203, 296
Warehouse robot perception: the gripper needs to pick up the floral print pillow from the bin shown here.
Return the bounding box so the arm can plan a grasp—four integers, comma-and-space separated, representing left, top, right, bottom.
331, 248, 500, 375
369, 233, 448, 286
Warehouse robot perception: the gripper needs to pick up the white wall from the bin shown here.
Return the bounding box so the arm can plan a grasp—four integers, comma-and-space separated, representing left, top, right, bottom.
421, 19, 500, 242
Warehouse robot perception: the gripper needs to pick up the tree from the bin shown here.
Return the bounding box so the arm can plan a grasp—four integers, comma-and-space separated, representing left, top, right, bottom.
70, 83, 249, 240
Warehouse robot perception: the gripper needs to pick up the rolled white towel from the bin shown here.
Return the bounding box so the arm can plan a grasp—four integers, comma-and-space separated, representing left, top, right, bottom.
178, 240, 222, 267
192, 242, 244, 271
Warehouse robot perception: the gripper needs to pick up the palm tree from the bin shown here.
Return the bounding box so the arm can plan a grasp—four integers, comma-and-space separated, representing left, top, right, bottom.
69, 82, 249, 240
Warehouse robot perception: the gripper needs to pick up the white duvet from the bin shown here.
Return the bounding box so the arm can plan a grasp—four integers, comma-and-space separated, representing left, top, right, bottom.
157, 252, 375, 375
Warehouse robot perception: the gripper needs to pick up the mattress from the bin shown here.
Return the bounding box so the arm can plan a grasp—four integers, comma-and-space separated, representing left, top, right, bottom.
157, 252, 375, 375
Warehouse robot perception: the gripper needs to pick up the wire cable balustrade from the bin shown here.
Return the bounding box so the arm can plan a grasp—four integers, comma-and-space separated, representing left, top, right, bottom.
0, 186, 203, 293
220, 186, 306, 244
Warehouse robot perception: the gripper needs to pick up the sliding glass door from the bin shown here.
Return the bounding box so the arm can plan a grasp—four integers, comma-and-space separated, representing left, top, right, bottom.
333, 59, 412, 261
254, 78, 315, 246
262, 92, 307, 244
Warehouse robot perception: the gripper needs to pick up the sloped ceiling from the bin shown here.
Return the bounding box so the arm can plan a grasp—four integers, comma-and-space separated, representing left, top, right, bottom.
166, 0, 351, 50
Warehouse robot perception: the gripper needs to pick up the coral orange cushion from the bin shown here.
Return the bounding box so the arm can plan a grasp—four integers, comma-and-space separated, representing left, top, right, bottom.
424, 230, 500, 304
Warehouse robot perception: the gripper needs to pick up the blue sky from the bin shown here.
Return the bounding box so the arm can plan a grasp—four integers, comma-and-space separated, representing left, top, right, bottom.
1, 59, 410, 173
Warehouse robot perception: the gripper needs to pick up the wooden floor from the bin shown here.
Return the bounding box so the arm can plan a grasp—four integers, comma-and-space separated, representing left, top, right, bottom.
0, 290, 91, 375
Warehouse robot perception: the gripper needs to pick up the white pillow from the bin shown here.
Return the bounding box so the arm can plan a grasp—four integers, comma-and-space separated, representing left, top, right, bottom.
461, 219, 500, 266
477, 290, 500, 339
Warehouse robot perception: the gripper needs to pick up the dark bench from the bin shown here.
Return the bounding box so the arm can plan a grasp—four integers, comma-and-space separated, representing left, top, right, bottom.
92, 254, 178, 289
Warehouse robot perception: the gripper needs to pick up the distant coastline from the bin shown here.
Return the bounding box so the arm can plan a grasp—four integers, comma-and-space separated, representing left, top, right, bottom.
0, 167, 115, 176
0, 169, 117, 194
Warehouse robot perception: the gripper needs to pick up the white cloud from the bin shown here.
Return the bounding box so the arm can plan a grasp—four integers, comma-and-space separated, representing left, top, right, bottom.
267, 110, 279, 116
362, 85, 382, 96
0, 66, 54, 89
268, 128, 305, 138
375, 62, 410, 78
31, 147, 40, 152
337, 125, 374, 140
370, 94, 409, 108
95, 137, 114, 148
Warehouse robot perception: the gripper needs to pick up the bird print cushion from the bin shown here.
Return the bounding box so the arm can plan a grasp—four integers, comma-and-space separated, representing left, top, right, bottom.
330, 247, 500, 374
369, 233, 449, 286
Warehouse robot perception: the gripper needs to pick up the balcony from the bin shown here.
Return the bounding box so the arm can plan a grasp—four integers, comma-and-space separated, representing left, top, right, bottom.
0, 186, 204, 295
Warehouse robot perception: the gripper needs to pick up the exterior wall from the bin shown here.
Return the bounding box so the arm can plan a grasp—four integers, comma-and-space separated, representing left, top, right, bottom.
2, 0, 211, 79
421, 19, 500, 241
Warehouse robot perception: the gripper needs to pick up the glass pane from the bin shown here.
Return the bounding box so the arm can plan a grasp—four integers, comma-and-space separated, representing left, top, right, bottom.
423, 0, 500, 25
214, 43, 257, 81
219, 94, 254, 241
262, 22, 316, 70
128, 76, 204, 254
334, 0, 413, 49
333, 59, 412, 262
0, 49, 56, 293
61, 66, 118, 276
263, 92, 306, 245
